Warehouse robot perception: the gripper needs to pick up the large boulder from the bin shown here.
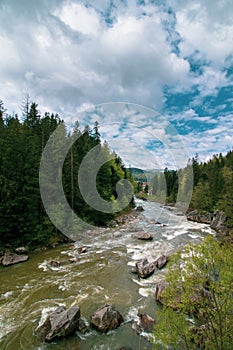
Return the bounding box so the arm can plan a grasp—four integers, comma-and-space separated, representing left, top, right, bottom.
210, 210, 227, 236
1, 253, 28, 266
131, 231, 153, 240
187, 210, 213, 224
135, 258, 156, 278
90, 304, 124, 333
187, 210, 229, 236
38, 305, 81, 342
155, 255, 169, 269
155, 282, 211, 312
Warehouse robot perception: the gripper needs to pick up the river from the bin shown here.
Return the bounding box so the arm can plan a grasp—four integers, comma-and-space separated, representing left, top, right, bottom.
0, 200, 215, 350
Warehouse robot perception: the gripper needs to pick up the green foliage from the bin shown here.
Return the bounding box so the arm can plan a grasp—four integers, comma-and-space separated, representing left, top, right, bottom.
191, 181, 212, 211
153, 236, 233, 350
217, 166, 233, 227
63, 129, 133, 226
144, 184, 149, 194
151, 151, 233, 226
191, 152, 233, 226
0, 99, 133, 248
151, 169, 177, 203
129, 167, 147, 182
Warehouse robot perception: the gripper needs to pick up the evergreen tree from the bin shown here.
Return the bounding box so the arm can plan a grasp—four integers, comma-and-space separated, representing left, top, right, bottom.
191, 153, 200, 186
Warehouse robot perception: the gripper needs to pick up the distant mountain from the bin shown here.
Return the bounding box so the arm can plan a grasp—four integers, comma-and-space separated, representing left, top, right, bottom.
128, 167, 146, 181
128, 167, 163, 182
129, 167, 145, 175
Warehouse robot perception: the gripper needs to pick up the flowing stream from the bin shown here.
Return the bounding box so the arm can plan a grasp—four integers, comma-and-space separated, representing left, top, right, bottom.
0, 200, 215, 350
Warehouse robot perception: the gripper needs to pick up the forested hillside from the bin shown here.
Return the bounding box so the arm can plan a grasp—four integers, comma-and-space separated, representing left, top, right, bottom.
151, 152, 233, 227
0, 100, 133, 249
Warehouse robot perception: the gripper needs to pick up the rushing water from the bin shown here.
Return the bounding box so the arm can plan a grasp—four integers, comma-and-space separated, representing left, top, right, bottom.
0, 200, 215, 350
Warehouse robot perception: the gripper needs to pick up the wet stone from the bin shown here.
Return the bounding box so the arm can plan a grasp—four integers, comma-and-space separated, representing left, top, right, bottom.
90, 304, 124, 333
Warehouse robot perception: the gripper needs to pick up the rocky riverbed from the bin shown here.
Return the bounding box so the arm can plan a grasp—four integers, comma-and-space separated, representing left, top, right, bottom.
0, 200, 216, 349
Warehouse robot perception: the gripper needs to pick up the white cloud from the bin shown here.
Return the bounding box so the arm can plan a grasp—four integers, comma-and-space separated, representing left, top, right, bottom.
181, 117, 233, 163
0, 0, 191, 115
174, 2, 233, 65
206, 126, 228, 135
194, 67, 229, 96
57, 2, 101, 35
67, 103, 192, 170
0, 0, 232, 166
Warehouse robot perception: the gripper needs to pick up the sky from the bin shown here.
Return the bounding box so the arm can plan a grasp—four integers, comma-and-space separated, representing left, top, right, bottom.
0, 0, 233, 170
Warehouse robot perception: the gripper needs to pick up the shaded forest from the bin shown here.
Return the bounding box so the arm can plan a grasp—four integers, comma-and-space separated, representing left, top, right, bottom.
0, 100, 134, 249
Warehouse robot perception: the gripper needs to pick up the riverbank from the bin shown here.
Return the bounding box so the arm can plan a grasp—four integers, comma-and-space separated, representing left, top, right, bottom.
0, 232, 71, 255
186, 209, 233, 244
0, 200, 215, 349
0, 207, 142, 267
136, 193, 233, 245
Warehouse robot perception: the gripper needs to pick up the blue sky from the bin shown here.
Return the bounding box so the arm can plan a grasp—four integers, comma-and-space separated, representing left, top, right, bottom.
0, 0, 232, 169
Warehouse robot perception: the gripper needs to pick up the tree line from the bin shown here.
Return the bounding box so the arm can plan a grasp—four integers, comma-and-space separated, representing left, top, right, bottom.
0, 99, 134, 249
150, 152, 233, 227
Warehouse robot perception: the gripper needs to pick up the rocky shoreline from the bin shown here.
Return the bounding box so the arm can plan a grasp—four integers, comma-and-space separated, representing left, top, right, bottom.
2, 202, 231, 268
0, 207, 142, 267
1, 202, 231, 348
187, 209, 233, 243
160, 201, 232, 243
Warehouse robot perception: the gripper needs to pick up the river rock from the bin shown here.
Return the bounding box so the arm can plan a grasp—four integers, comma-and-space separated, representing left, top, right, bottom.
90, 304, 124, 333
131, 266, 138, 274
155, 282, 182, 309
113, 231, 123, 238
136, 205, 144, 211
15, 246, 29, 254
155, 282, 166, 304
77, 246, 87, 254
131, 231, 153, 240
155, 254, 168, 269
49, 260, 60, 268
187, 210, 229, 236
135, 314, 156, 334
1, 253, 28, 266
135, 258, 156, 278
187, 210, 213, 224
210, 210, 226, 232
38, 305, 81, 342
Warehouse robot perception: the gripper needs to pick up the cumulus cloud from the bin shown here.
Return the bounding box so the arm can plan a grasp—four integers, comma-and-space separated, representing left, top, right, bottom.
0, 0, 191, 114
68, 103, 192, 169
57, 2, 102, 35
0, 0, 232, 166
173, 1, 233, 65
